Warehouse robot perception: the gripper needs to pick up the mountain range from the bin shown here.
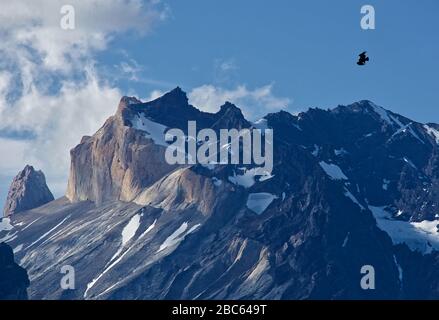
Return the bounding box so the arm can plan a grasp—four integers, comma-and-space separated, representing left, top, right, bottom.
2, 87, 439, 299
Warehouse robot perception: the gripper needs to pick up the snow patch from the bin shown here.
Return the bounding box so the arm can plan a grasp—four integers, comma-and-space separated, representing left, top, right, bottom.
122, 214, 141, 246
319, 162, 348, 180
246, 193, 278, 215
311, 145, 319, 157
28, 215, 70, 248
131, 113, 169, 147
369, 205, 439, 254
212, 177, 222, 187
0, 231, 18, 242
342, 232, 350, 247
370, 102, 405, 129
85, 219, 156, 298
0, 218, 13, 232
13, 244, 23, 254
139, 219, 157, 240
252, 118, 268, 130
383, 179, 390, 190
21, 217, 41, 231
393, 255, 403, 285
403, 157, 417, 169
370, 103, 392, 124
334, 148, 348, 156
228, 167, 273, 188
424, 125, 439, 144
390, 123, 425, 144
158, 222, 201, 252
344, 188, 365, 210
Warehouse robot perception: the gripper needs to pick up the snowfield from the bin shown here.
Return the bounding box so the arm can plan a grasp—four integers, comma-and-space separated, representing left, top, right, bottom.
246, 193, 278, 215
158, 222, 201, 252
319, 161, 348, 180
131, 113, 169, 147
369, 205, 439, 254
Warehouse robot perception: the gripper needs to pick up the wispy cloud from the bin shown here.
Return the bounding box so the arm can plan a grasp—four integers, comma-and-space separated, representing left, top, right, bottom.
0, 0, 167, 196
213, 58, 239, 85
188, 84, 292, 120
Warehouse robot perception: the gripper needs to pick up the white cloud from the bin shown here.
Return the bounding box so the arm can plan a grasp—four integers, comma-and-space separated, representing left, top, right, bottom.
0, 0, 167, 71
0, 67, 121, 196
119, 59, 144, 81
0, 138, 31, 175
218, 59, 237, 72
0, 0, 167, 199
188, 84, 292, 120
146, 89, 165, 101
213, 58, 238, 84
0, 72, 12, 113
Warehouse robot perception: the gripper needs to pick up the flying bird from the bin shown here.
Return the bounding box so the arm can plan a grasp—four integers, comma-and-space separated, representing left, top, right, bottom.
357, 51, 369, 66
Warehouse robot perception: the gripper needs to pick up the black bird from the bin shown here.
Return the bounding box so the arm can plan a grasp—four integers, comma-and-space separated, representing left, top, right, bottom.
357, 51, 369, 66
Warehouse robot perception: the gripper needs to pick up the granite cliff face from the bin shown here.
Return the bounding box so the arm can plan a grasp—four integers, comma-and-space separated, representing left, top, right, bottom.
2, 88, 439, 299
66, 88, 251, 205
65, 100, 177, 205
3, 165, 54, 217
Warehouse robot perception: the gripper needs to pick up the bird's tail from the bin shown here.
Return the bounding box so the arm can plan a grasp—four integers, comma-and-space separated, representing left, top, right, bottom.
366, 57, 369, 61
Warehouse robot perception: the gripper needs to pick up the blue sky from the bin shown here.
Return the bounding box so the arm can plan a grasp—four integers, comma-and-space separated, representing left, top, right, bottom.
107, 0, 439, 122
0, 0, 438, 209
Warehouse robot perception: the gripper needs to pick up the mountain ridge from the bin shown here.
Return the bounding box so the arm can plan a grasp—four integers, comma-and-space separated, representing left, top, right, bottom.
2, 87, 439, 299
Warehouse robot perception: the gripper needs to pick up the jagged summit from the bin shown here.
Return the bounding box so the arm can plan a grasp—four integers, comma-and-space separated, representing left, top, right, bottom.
152, 86, 189, 107
217, 101, 244, 117
352, 99, 375, 107
120, 96, 142, 105
117, 96, 142, 113
333, 100, 379, 113
211, 101, 250, 130
3, 165, 54, 217
167, 86, 185, 97
7, 89, 439, 300
219, 101, 239, 110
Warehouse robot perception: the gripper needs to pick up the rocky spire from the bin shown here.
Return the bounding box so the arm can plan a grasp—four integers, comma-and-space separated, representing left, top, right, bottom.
211, 101, 250, 130
3, 165, 54, 217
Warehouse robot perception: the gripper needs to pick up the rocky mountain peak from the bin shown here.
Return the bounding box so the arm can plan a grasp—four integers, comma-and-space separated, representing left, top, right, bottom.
157, 86, 189, 107
212, 101, 250, 130
8, 91, 439, 300
117, 96, 142, 113
333, 100, 377, 114
3, 165, 54, 217
218, 101, 242, 114
353, 99, 375, 108
266, 110, 296, 123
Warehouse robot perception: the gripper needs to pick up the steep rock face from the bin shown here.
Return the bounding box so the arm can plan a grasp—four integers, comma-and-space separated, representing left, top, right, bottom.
66, 98, 178, 205
264, 100, 439, 223
108, 143, 400, 300
5, 88, 439, 299
134, 167, 240, 216
66, 88, 250, 205
0, 242, 30, 300
3, 165, 54, 217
